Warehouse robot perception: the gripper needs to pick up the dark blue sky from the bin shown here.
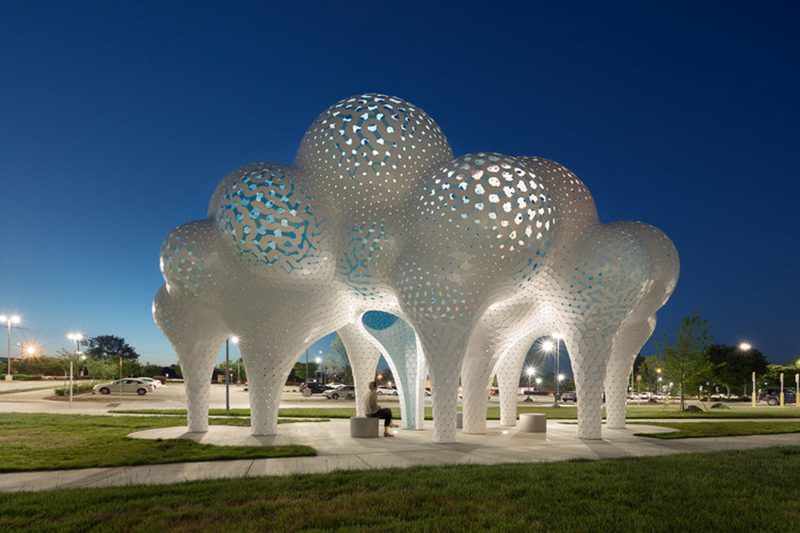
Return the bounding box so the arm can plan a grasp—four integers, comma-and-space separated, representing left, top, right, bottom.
1, 1, 798, 366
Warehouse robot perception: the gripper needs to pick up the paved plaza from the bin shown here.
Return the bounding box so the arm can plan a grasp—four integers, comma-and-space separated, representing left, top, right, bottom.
2, 417, 800, 493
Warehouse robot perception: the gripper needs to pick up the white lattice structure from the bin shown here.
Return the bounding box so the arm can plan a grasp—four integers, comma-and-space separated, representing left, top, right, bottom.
153, 93, 678, 444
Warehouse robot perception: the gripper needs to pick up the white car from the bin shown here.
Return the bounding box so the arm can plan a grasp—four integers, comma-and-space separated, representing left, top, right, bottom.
94, 379, 155, 396
377, 386, 398, 396
137, 377, 162, 388
323, 385, 355, 400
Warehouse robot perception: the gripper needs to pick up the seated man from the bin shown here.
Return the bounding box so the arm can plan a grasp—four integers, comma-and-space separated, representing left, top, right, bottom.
364, 381, 395, 436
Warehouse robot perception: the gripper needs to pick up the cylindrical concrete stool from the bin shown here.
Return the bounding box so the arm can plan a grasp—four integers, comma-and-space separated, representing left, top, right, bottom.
518, 413, 547, 433
350, 416, 380, 438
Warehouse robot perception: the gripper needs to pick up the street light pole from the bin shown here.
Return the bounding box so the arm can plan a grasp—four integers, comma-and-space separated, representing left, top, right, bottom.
1, 315, 21, 381
554, 336, 561, 406
794, 373, 800, 407
524, 366, 535, 403
225, 337, 230, 412
67, 332, 84, 408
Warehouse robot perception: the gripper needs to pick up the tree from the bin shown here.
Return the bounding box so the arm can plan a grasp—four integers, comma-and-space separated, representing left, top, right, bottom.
326, 335, 354, 384
762, 364, 799, 389
657, 312, 713, 411
14, 355, 67, 376
635, 355, 663, 392
708, 344, 769, 396
84, 358, 119, 380
293, 361, 319, 382
83, 335, 140, 362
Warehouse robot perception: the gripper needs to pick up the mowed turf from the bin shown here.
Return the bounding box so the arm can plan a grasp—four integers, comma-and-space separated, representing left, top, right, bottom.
0, 413, 317, 472
112, 404, 800, 420
1, 447, 799, 531
634, 421, 800, 439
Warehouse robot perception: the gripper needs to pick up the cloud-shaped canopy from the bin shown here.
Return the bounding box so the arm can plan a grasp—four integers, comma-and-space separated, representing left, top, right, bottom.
154, 93, 679, 443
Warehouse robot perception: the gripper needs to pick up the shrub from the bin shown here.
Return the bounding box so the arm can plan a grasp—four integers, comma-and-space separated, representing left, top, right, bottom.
54, 382, 97, 397
9, 374, 45, 381
683, 405, 704, 413
710, 402, 730, 409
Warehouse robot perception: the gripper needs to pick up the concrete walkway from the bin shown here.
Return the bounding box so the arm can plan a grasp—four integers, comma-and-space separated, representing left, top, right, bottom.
1, 419, 799, 493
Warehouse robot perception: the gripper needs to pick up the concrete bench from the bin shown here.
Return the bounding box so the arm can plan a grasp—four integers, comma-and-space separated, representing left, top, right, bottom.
518, 413, 547, 433
350, 416, 380, 438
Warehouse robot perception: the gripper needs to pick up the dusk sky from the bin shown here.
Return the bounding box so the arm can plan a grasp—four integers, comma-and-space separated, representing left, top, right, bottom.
1, 1, 798, 366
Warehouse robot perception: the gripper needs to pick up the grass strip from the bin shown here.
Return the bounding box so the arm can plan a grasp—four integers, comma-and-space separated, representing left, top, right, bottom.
633, 421, 800, 439
0, 446, 798, 531
0, 386, 56, 395
110, 404, 800, 420
0, 413, 316, 473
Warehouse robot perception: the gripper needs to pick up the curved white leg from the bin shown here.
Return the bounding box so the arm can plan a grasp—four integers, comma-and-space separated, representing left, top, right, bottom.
605, 317, 656, 429
152, 286, 227, 432
361, 313, 426, 430
495, 338, 536, 426
238, 333, 308, 436
338, 322, 380, 417
567, 332, 613, 440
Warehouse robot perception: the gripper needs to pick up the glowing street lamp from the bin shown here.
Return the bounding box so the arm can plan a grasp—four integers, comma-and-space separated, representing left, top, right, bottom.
315, 354, 324, 384
23, 343, 39, 358
225, 334, 239, 412
230, 335, 241, 385
738, 342, 757, 406
542, 334, 563, 407
66, 333, 85, 408
1, 314, 22, 380
524, 366, 535, 402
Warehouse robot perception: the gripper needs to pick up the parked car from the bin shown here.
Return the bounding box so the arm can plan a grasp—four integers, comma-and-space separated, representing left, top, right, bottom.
560, 391, 577, 403
323, 385, 355, 400
93, 379, 155, 396
759, 388, 797, 406
377, 386, 398, 396
299, 382, 330, 395
137, 377, 162, 388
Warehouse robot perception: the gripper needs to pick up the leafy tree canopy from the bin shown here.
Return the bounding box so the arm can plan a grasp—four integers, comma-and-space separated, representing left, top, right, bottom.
83, 335, 140, 362
658, 311, 713, 411
707, 344, 769, 394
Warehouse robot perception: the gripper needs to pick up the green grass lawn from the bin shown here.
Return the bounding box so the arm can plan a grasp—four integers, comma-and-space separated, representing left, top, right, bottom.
112, 404, 800, 420
1, 446, 798, 531
0, 386, 56, 395
634, 421, 800, 439
0, 413, 318, 473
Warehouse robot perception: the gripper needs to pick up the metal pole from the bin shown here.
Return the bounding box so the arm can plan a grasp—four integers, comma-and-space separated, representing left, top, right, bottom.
553, 339, 560, 407
69, 359, 74, 408
225, 337, 230, 412
796, 373, 799, 407
780, 373, 785, 407
752, 371, 756, 407
6, 321, 12, 380
305, 349, 309, 386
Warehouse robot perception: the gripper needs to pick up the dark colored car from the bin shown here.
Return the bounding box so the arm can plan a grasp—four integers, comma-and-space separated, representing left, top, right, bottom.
759, 388, 797, 406
299, 382, 329, 395
560, 391, 577, 403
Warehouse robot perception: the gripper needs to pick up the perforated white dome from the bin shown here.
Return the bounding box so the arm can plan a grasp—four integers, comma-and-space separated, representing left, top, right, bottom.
154, 93, 679, 444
